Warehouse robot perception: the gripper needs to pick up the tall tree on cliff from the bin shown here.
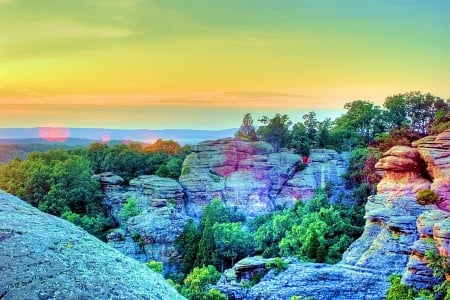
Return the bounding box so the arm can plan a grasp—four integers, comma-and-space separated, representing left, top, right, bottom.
235, 113, 257, 141
383, 91, 446, 136
257, 114, 292, 152
332, 100, 385, 149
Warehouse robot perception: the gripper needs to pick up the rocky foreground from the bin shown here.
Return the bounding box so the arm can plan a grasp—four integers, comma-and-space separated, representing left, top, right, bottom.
0, 190, 185, 300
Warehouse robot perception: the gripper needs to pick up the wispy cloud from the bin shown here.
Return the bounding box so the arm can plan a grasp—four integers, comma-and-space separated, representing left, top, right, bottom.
49, 21, 136, 38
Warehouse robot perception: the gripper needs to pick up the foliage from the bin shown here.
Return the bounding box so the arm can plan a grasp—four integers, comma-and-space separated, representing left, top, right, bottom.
176, 219, 202, 275
417, 189, 439, 206
0, 150, 108, 238
143, 139, 182, 155
252, 190, 363, 263
289, 122, 310, 156
213, 222, 254, 270
119, 197, 140, 221
386, 274, 415, 300
343, 147, 381, 205
195, 199, 231, 269
85, 142, 189, 181
383, 91, 446, 136
332, 100, 385, 148
266, 257, 288, 274
279, 205, 360, 263
257, 114, 292, 152
147, 260, 164, 274
375, 127, 422, 152
235, 113, 257, 141
180, 265, 226, 300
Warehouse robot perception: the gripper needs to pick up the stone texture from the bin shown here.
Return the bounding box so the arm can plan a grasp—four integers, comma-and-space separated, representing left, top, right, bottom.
402, 130, 450, 289
218, 145, 438, 299
93, 171, 125, 186
180, 138, 350, 218
248, 263, 388, 300
0, 190, 185, 300
277, 149, 349, 206
99, 175, 187, 273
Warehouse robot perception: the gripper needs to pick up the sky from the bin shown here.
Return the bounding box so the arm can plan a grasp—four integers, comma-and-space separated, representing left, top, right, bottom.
0, 0, 449, 130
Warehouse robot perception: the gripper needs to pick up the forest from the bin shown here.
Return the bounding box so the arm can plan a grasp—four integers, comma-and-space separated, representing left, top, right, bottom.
1, 91, 449, 299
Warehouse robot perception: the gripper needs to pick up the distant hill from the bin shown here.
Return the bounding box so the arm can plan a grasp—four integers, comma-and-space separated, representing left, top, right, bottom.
0, 127, 238, 145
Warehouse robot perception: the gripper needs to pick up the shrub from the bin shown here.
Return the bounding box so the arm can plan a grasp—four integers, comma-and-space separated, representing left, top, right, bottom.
119, 197, 140, 221
181, 265, 225, 300
417, 189, 439, 206
266, 257, 288, 274
147, 260, 163, 274
386, 274, 415, 300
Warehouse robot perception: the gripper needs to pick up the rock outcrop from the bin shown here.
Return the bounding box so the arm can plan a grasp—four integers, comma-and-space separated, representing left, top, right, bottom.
402, 130, 450, 289
229, 145, 434, 300
100, 175, 187, 273
180, 138, 349, 218
227, 132, 450, 299
0, 190, 184, 300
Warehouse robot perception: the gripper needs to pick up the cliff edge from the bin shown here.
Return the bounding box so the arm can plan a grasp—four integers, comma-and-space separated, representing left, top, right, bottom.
0, 190, 185, 300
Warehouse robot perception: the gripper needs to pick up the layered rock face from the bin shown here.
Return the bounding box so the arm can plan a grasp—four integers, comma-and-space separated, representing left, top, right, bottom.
239, 145, 434, 300
229, 131, 450, 299
0, 190, 184, 300
95, 174, 187, 272
402, 130, 450, 289
96, 138, 350, 277
180, 138, 349, 218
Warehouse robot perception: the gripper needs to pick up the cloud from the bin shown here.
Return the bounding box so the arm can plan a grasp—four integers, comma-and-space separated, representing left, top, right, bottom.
50, 21, 136, 38
223, 91, 305, 99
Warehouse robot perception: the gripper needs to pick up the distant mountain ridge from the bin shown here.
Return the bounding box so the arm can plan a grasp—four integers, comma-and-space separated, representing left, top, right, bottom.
0, 127, 238, 145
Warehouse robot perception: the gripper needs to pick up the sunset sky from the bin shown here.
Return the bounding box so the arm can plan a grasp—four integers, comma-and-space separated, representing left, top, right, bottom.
0, 0, 449, 129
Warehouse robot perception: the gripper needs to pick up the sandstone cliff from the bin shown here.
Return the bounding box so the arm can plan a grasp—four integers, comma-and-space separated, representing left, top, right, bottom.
179, 138, 349, 218
96, 138, 350, 273
216, 131, 450, 299
216, 145, 434, 299
0, 190, 185, 300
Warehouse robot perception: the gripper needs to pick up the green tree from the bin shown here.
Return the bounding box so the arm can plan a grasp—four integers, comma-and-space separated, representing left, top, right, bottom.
195, 199, 230, 269
212, 222, 253, 270
383, 91, 446, 136
333, 100, 385, 146
257, 114, 292, 152
176, 219, 202, 275
302, 111, 318, 146
385, 275, 415, 300
0, 150, 108, 238
289, 122, 310, 156
181, 265, 225, 300
235, 113, 257, 141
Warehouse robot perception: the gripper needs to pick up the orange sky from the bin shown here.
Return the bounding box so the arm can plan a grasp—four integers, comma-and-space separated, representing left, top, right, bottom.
0, 0, 449, 129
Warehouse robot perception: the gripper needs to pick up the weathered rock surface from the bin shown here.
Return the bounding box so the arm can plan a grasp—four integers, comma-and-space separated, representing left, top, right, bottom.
180, 138, 350, 218
218, 145, 433, 300
402, 130, 450, 289
249, 263, 388, 300
0, 190, 184, 300
97, 175, 187, 272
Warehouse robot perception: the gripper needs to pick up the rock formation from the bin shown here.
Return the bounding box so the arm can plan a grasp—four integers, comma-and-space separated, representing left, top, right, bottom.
96, 138, 350, 276
402, 130, 450, 289
0, 189, 184, 300
180, 138, 349, 218
216, 131, 450, 299
225, 145, 435, 300
100, 175, 187, 273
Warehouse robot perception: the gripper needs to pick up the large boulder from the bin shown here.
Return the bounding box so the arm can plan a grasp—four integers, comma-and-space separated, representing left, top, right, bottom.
0, 190, 184, 300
